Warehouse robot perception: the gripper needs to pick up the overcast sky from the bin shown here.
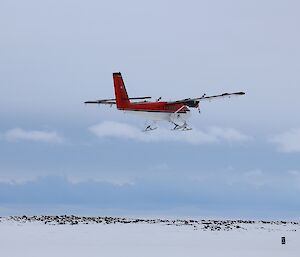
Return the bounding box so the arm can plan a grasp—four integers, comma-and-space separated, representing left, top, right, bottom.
1, 0, 300, 219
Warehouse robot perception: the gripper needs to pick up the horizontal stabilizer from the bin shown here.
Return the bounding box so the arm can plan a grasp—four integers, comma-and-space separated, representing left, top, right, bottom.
128, 96, 152, 100
84, 96, 151, 104
84, 100, 116, 104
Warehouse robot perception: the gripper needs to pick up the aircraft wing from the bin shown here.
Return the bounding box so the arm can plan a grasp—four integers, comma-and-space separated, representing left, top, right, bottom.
169, 92, 245, 107
194, 91, 245, 102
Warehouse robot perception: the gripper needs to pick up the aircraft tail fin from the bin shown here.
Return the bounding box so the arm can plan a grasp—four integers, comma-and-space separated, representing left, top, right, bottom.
113, 72, 130, 109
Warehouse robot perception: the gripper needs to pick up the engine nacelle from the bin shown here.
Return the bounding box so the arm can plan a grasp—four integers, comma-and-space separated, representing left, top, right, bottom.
185, 100, 199, 108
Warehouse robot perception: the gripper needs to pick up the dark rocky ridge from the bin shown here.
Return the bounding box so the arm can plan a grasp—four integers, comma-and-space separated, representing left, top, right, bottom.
1, 216, 299, 232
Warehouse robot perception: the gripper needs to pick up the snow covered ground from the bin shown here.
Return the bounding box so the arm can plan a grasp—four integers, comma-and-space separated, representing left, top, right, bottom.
0, 216, 299, 257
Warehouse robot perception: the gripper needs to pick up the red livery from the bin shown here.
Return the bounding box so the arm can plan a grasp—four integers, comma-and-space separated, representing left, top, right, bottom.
85, 72, 245, 131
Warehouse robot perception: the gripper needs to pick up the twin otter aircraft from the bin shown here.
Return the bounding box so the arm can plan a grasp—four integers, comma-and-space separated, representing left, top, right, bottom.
85, 72, 245, 131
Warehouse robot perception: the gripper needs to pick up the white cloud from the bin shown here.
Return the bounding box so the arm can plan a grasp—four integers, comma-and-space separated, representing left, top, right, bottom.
270, 129, 300, 152
150, 163, 169, 172
0, 174, 37, 185
207, 126, 250, 143
66, 176, 135, 186
89, 121, 250, 145
0, 174, 134, 187
0, 178, 35, 185
288, 170, 300, 176
216, 168, 267, 188
4, 128, 64, 144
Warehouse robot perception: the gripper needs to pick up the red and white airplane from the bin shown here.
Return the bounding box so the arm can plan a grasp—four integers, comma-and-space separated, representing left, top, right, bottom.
85, 72, 245, 131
